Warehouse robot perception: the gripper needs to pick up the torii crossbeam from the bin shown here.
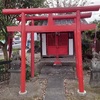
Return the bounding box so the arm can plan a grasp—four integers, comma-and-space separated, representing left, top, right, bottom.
2, 5, 100, 95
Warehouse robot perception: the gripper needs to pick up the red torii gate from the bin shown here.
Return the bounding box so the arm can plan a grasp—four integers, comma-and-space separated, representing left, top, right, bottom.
2, 5, 100, 95
17, 13, 95, 66
10, 12, 95, 75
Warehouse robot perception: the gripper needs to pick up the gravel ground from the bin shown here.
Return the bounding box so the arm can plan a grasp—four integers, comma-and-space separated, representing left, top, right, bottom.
0, 78, 47, 100
0, 53, 47, 100
64, 71, 100, 100
0, 53, 100, 100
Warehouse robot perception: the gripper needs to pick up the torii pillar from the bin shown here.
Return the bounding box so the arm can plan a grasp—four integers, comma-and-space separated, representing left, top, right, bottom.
31, 20, 35, 78
76, 10, 86, 95
19, 12, 27, 94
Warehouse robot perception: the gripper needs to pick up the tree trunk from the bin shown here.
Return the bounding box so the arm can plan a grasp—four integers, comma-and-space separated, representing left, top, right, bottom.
2, 45, 9, 61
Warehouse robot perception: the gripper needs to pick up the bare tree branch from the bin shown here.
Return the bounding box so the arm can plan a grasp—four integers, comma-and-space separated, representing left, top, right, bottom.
45, 0, 88, 8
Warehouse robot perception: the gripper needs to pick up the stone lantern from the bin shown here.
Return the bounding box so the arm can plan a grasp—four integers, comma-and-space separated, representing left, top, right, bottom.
90, 51, 100, 87
9, 51, 21, 87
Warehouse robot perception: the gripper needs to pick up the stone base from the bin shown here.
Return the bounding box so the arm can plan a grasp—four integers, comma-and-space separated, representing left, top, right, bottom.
19, 90, 27, 95
9, 72, 20, 87
77, 90, 86, 96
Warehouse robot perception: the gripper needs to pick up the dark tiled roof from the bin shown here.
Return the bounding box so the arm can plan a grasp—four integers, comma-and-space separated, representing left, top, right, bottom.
40, 19, 87, 25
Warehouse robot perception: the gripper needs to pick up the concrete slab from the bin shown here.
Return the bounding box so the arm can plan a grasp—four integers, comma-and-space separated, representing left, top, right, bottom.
44, 90, 65, 100
44, 78, 66, 100
40, 65, 75, 100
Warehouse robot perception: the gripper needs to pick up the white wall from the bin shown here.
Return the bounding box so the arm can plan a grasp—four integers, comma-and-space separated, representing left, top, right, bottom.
69, 39, 74, 55
42, 34, 47, 55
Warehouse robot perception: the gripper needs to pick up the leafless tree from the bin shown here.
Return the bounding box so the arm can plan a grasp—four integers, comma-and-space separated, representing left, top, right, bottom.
44, 0, 88, 8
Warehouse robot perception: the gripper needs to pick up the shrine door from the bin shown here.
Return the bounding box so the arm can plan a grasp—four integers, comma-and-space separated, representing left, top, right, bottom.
47, 33, 68, 56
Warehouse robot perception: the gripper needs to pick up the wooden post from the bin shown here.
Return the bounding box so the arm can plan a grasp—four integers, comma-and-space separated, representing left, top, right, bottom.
76, 10, 86, 95
31, 20, 35, 77
19, 12, 27, 94
74, 19, 79, 79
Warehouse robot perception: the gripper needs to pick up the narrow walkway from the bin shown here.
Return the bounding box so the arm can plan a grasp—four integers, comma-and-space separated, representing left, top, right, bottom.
40, 65, 75, 100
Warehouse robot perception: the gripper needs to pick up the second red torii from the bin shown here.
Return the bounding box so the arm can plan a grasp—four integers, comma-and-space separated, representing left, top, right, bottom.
7, 24, 96, 32
8, 13, 96, 32
17, 13, 92, 20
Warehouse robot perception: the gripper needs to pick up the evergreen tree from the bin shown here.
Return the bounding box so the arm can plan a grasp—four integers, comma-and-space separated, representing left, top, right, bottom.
0, 0, 45, 60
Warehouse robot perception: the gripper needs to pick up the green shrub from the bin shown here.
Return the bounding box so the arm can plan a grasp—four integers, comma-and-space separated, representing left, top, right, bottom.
26, 64, 39, 80
26, 64, 31, 80
35, 41, 40, 47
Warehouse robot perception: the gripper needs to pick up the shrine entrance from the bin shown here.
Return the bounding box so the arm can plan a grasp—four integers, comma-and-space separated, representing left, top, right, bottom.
2, 5, 100, 95
47, 32, 68, 56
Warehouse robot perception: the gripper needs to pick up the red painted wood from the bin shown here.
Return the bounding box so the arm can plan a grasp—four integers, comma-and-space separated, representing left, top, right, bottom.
7, 25, 21, 32
58, 33, 68, 46
48, 14, 54, 25
7, 24, 76, 32
81, 24, 96, 31
47, 33, 55, 46
20, 12, 26, 93
7, 23, 96, 32
47, 33, 68, 56
31, 20, 35, 78
74, 19, 79, 79
76, 10, 84, 92
47, 33, 55, 55
2, 5, 100, 14
17, 13, 92, 21
47, 46, 57, 55
54, 33, 61, 65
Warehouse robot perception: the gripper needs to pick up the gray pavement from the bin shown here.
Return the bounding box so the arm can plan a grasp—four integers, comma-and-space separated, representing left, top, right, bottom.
40, 65, 75, 100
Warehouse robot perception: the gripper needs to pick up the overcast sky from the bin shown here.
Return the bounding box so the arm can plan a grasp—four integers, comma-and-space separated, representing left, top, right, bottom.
85, 0, 100, 22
